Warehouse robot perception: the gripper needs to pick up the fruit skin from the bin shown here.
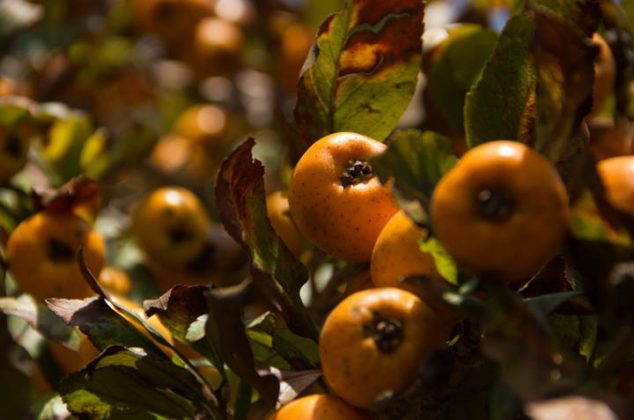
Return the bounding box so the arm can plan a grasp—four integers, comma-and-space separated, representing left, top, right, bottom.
319, 287, 450, 409
266, 191, 305, 258
588, 118, 632, 161
0, 123, 33, 183
271, 394, 369, 420
597, 156, 634, 215
98, 266, 132, 295
288, 132, 399, 262
430, 141, 569, 283
371, 210, 440, 292
7, 211, 106, 302
132, 186, 210, 266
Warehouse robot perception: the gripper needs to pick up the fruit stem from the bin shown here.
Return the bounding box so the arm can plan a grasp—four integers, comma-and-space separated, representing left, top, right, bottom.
340, 159, 374, 188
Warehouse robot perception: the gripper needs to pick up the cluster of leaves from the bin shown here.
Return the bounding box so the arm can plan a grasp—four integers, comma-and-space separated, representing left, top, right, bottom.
1, 0, 634, 418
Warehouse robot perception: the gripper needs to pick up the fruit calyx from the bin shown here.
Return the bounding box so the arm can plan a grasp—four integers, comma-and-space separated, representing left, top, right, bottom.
476, 188, 514, 220
341, 159, 374, 188
47, 239, 76, 263
364, 312, 404, 354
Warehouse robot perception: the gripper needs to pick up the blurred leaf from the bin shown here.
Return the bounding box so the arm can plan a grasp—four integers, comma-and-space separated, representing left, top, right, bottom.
419, 236, 459, 285
32, 175, 102, 220
80, 128, 109, 179
215, 138, 317, 340
371, 129, 457, 218
464, 14, 536, 148
0, 0, 43, 36
534, 0, 600, 35
524, 292, 583, 318
42, 112, 94, 182
33, 394, 71, 420
0, 96, 37, 126
0, 351, 30, 419
204, 280, 280, 406
0, 295, 80, 347
144, 286, 223, 369
60, 347, 215, 419
424, 24, 498, 136
531, 6, 598, 164
46, 297, 167, 356
294, 0, 425, 151
569, 190, 632, 246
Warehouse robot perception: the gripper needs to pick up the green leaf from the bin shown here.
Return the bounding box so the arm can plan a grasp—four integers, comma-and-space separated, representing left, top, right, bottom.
46, 297, 167, 357
60, 347, 213, 419
0, 295, 80, 347
371, 129, 457, 215
424, 24, 498, 136
524, 291, 583, 318
464, 14, 536, 148
419, 236, 459, 285
144, 286, 223, 370
215, 138, 317, 340
530, 7, 598, 164
294, 0, 425, 151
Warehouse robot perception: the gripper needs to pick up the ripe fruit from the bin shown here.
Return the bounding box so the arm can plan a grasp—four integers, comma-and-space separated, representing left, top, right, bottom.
187, 17, 245, 78
97, 266, 132, 296
319, 287, 450, 409
590, 32, 615, 117
430, 141, 569, 283
288, 132, 399, 262
0, 123, 33, 183
597, 156, 634, 215
7, 211, 106, 302
133, 0, 213, 50
371, 210, 440, 293
266, 191, 305, 258
271, 395, 369, 420
132, 186, 210, 266
588, 118, 632, 161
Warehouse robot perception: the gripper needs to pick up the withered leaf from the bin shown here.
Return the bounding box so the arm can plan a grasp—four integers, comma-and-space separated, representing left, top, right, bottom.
294, 0, 425, 152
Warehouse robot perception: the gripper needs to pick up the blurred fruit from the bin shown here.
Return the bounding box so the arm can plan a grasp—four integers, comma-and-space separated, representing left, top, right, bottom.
187, 17, 245, 78
97, 266, 132, 295
7, 211, 106, 302
430, 140, 569, 283
132, 186, 210, 266
319, 287, 450, 409
597, 156, 634, 215
288, 132, 399, 262
266, 191, 305, 258
133, 0, 213, 51
588, 118, 632, 161
271, 394, 369, 419
0, 122, 33, 183
172, 104, 232, 153
276, 21, 314, 94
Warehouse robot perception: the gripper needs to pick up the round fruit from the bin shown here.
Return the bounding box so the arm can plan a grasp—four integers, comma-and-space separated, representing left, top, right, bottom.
288, 132, 399, 262
266, 191, 305, 258
430, 141, 569, 283
0, 123, 33, 183
597, 156, 634, 215
7, 211, 106, 302
97, 266, 132, 296
590, 32, 615, 117
319, 287, 450, 409
132, 186, 210, 266
187, 17, 244, 78
588, 118, 632, 161
371, 210, 440, 293
271, 395, 369, 420
133, 0, 213, 50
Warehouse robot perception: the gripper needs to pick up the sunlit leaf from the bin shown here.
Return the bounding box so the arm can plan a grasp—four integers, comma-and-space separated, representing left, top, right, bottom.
294, 0, 425, 152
